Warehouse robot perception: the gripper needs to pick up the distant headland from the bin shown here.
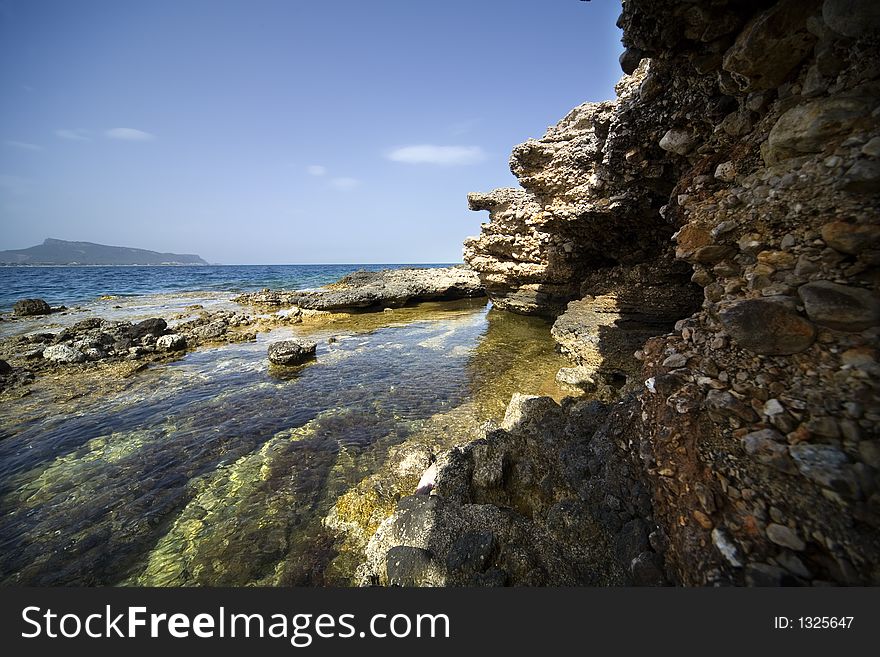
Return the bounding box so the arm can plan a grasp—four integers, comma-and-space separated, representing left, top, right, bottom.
0, 238, 208, 266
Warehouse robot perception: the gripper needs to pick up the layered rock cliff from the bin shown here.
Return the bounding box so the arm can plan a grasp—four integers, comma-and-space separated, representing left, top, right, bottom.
353, 0, 880, 586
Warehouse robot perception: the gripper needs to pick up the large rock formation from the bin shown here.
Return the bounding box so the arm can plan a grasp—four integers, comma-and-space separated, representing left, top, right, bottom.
357, 0, 880, 586
234, 266, 484, 311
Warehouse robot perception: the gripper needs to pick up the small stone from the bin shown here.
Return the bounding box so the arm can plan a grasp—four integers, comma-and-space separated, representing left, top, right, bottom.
693, 245, 735, 265
766, 523, 805, 551
156, 333, 187, 351
267, 338, 317, 365
714, 161, 736, 182
13, 298, 52, 316
711, 528, 742, 567
718, 297, 816, 355
692, 510, 713, 529
662, 353, 688, 369
659, 128, 697, 156
764, 399, 785, 416
798, 281, 880, 331
859, 441, 880, 469
706, 389, 759, 422
820, 222, 880, 255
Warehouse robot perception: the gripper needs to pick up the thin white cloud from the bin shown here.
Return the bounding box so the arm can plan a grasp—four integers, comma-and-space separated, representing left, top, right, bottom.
56, 128, 91, 141
105, 127, 155, 141
386, 144, 486, 166
306, 164, 327, 176
329, 177, 361, 191
5, 140, 42, 151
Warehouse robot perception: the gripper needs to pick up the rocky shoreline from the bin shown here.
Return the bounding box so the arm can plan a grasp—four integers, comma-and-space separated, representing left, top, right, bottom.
0, 266, 485, 398
346, 0, 880, 586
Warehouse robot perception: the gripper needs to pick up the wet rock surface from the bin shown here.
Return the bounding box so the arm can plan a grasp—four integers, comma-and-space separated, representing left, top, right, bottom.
268, 338, 317, 365
13, 298, 53, 316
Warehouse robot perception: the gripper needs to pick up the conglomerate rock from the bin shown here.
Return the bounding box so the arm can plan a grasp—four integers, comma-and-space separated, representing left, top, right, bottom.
358, 0, 880, 586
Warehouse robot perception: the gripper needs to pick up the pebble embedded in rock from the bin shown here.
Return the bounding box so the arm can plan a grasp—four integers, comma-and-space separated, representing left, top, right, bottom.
718, 297, 816, 355
659, 128, 697, 155
766, 523, 805, 551
820, 221, 880, 255
798, 281, 880, 331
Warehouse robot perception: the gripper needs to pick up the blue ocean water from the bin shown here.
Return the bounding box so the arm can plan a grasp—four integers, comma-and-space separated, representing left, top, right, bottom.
0, 263, 454, 311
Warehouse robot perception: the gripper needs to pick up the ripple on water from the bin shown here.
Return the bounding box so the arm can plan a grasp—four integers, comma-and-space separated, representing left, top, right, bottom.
0, 300, 572, 585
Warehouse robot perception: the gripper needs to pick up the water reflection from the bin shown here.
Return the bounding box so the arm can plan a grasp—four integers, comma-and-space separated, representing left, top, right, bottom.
0, 299, 570, 585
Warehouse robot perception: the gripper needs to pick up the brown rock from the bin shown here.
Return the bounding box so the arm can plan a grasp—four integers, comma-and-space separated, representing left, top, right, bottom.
821, 222, 880, 254
718, 297, 816, 355
798, 281, 880, 331
764, 95, 876, 163
722, 0, 820, 92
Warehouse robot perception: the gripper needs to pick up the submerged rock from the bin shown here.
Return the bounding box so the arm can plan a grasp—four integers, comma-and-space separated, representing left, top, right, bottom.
267, 339, 317, 365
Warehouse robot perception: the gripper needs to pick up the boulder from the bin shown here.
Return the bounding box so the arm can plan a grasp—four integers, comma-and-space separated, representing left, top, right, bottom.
130, 318, 167, 339
619, 47, 644, 75
13, 298, 52, 316
267, 338, 317, 365
764, 94, 875, 163
822, 0, 880, 38
717, 297, 816, 355
798, 281, 880, 331
42, 344, 86, 364
721, 0, 820, 92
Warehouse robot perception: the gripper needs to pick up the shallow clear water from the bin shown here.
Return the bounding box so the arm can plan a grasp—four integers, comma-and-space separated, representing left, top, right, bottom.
0, 298, 570, 586
0, 263, 453, 311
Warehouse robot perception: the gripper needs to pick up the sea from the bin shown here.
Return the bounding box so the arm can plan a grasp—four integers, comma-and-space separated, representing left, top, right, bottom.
0, 263, 572, 586
0, 263, 452, 312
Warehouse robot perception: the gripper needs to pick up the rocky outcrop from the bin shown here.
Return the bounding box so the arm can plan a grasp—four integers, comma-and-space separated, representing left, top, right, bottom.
361, 0, 880, 586
463, 75, 696, 320
234, 266, 485, 312
13, 299, 53, 316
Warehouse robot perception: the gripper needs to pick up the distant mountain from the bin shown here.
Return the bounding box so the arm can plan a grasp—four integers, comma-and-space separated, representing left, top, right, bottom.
0, 238, 208, 266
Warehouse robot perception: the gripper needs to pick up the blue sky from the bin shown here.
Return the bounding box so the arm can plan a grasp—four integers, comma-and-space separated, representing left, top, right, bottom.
0, 0, 623, 264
